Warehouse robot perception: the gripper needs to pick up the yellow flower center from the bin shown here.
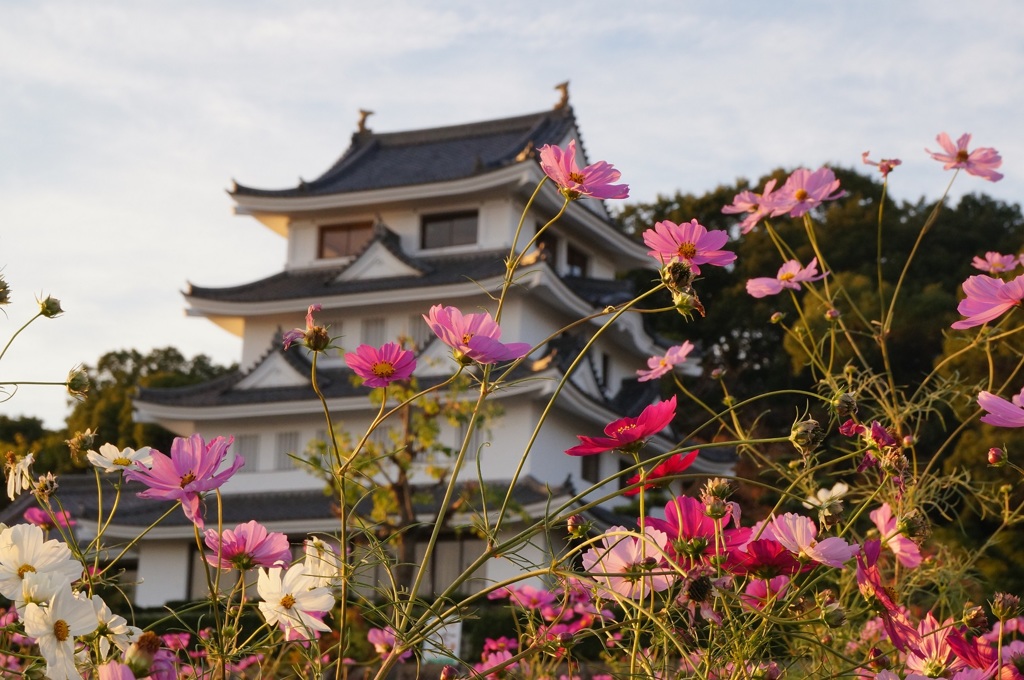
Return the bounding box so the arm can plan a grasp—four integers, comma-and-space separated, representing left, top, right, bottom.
677, 243, 697, 259
280, 594, 296, 610
569, 171, 586, 184
17, 564, 36, 578
779, 272, 796, 281
113, 457, 131, 466
461, 333, 474, 345
179, 472, 196, 488
53, 619, 70, 642
956, 149, 969, 163
371, 361, 396, 378
615, 423, 638, 436
794, 189, 809, 201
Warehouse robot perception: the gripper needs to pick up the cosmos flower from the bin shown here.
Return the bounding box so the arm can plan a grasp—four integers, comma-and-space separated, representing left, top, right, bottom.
367, 626, 413, 662
768, 167, 845, 218
565, 396, 676, 456
581, 526, 674, 599
303, 537, 344, 588
647, 493, 749, 566
86, 443, 154, 474
636, 341, 694, 382
951, 274, 1024, 329
927, 132, 1003, 182
257, 563, 334, 640
283, 303, 331, 351
746, 258, 826, 298
344, 342, 416, 387
861, 151, 902, 178
124, 434, 244, 530
642, 219, 736, 274
765, 513, 859, 568
6, 451, 34, 501
856, 540, 921, 653
22, 587, 98, 680
971, 252, 1020, 275
623, 450, 699, 497
870, 503, 922, 569
722, 179, 778, 234
23, 507, 75, 531
538, 139, 629, 201
204, 520, 291, 571
977, 388, 1024, 428
0, 523, 83, 601
423, 305, 531, 365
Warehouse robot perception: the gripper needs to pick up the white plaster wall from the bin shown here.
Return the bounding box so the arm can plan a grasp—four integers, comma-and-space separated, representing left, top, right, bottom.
135, 539, 192, 607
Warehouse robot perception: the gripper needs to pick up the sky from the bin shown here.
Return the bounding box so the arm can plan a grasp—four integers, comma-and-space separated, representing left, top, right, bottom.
2, 1, 1022, 429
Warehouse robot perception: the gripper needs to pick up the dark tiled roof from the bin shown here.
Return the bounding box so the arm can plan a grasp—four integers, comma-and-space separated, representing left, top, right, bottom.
231, 107, 577, 198
0, 473, 570, 529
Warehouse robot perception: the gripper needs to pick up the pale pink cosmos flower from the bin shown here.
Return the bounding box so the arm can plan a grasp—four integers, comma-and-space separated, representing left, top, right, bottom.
367, 626, 413, 662
904, 613, 966, 678
869, 503, 922, 569
538, 139, 629, 201
766, 512, 859, 568
344, 342, 416, 387
723, 179, 778, 234
581, 526, 674, 599
746, 258, 826, 298
642, 219, 736, 274
423, 305, 531, 365
636, 341, 694, 382
124, 434, 244, 530
927, 132, 1003, 182
978, 387, 1024, 428
204, 520, 291, 571
768, 167, 845, 218
862, 151, 902, 178
951, 274, 1024, 329
565, 396, 676, 456
971, 252, 1020, 275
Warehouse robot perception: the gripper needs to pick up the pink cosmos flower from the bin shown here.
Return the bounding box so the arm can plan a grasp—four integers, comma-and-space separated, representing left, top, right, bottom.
423, 305, 531, 365
367, 626, 412, 662
856, 540, 921, 653
642, 219, 736, 274
623, 450, 699, 497
768, 167, 845, 218
722, 179, 778, 234
971, 251, 1020, 275
905, 613, 967, 678
978, 388, 1024, 428
741, 575, 790, 610
538, 140, 629, 201
745, 257, 826, 298
204, 520, 291, 571
765, 512, 859, 568
951, 274, 1024, 329
125, 434, 244, 529
581, 526, 674, 599
565, 396, 676, 456
344, 342, 416, 387
862, 151, 902, 178
636, 341, 694, 382
927, 132, 1004, 182
23, 507, 75, 531
869, 503, 922, 569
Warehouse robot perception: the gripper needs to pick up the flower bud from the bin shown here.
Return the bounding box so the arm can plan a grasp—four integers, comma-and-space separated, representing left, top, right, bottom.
33, 473, 58, 500
769, 311, 785, 324
902, 435, 915, 448
439, 666, 460, 680
126, 631, 163, 677
661, 261, 695, 294
710, 367, 725, 380
0, 274, 10, 305
566, 514, 591, 540
992, 592, 1022, 622
66, 365, 90, 400
832, 392, 858, 418
867, 647, 891, 671
306, 326, 331, 352
821, 602, 847, 629
962, 603, 989, 631
671, 289, 705, 319
989, 447, 1006, 467
824, 308, 840, 322
790, 418, 824, 457
38, 295, 63, 318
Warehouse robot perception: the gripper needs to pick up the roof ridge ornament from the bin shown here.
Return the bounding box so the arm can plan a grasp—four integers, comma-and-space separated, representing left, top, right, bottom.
554, 81, 570, 110
357, 108, 374, 133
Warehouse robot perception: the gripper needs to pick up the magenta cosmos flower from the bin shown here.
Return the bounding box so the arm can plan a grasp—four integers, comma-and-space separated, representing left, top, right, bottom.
344, 342, 416, 387
646, 493, 750, 566
768, 167, 845, 218
23, 507, 75, 531
538, 139, 629, 201
722, 179, 777, 234
746, 257, 826, 298
978, 388, 1024, 428
125, 434, 244, 529
972, 252, 1020, 275
861, 151, 902, 178
565, 396, 676, 456
423, 305, 531, 365
643, 219, 736, 274
204, 520, 291, 571
927, 132, 1003, 182
951, 274, 1024, 329
636, 341, 694, 382
623, 450, 699, 497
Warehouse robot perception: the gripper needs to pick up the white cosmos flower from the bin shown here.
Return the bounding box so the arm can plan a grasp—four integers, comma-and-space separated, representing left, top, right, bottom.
86, 443, 154, 473
18, 570, 70, 617
0, 524, 83, 600
6, 452, 35, 500
91, 594, 141, 657
801, 481, 849, 509
257, 563, 334, 640
23, 587, 98, 680
303, 537, 343, 588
